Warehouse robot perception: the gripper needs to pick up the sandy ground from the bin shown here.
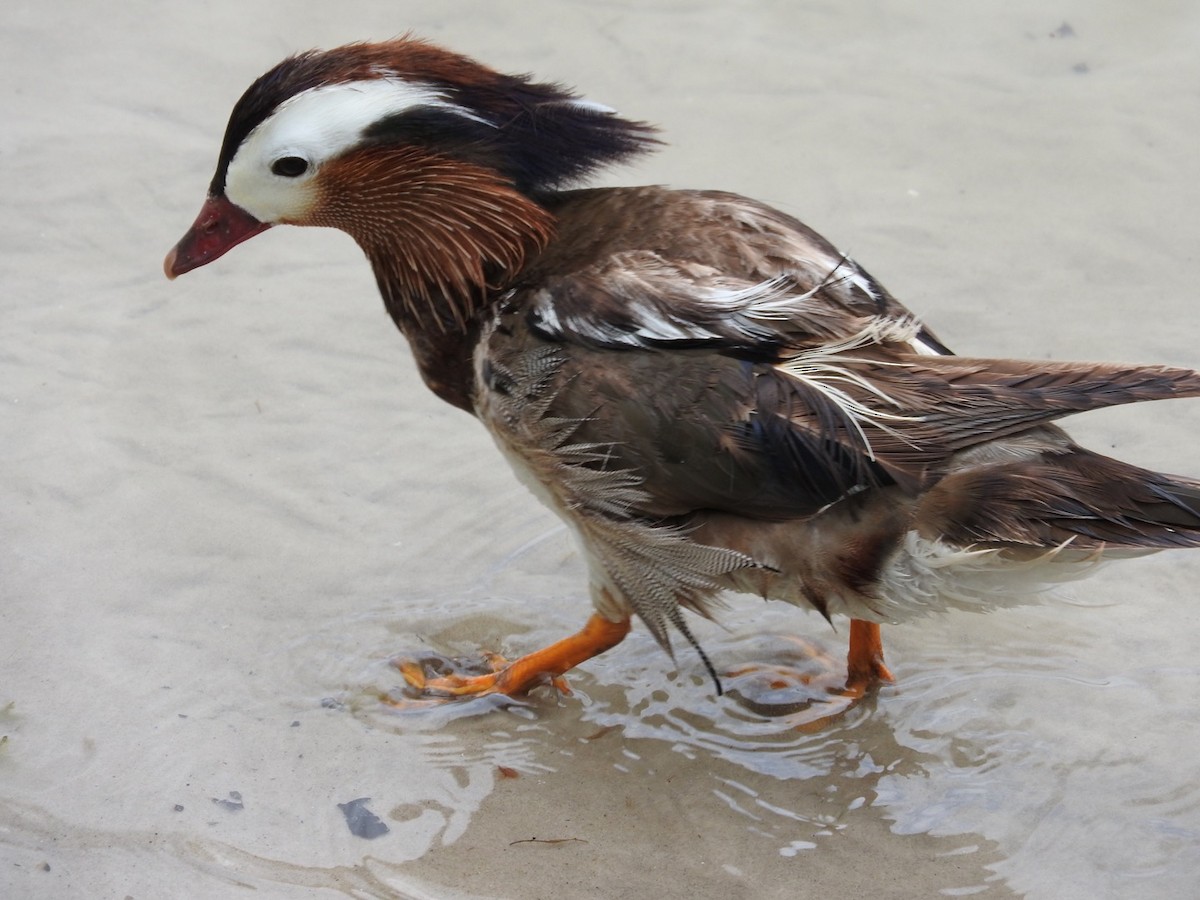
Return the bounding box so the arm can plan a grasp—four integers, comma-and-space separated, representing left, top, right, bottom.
4, 1, 1200, 898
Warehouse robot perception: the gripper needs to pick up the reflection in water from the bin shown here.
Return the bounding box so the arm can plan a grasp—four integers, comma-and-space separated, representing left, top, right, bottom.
321, 597, 1010, 895
271, 562, 1200, 899
573, 629, 937, 859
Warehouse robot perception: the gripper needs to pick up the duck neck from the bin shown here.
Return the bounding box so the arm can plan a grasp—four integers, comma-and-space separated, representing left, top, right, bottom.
373, 278, 485, 412
332, 157, 556, 412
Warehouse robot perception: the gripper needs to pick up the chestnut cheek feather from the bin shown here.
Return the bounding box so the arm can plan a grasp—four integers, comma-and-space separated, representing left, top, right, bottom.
312, 148, 555, 331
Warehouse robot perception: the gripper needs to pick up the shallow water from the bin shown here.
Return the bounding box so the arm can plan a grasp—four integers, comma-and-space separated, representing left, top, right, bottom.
4, 2, 1200, 898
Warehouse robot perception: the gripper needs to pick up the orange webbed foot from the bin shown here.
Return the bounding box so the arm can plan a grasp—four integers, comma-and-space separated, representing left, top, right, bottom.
395, 651, 571, 699
723, 620, 893, 730
845, 619, 894, 696
388, 613, 631, 706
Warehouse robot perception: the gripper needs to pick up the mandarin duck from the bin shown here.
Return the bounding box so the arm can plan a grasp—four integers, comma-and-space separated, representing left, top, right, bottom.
165, 38, 1200, 704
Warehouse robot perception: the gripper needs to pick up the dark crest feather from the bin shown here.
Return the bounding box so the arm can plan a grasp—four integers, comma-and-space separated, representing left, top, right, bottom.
210, 38, 660, 197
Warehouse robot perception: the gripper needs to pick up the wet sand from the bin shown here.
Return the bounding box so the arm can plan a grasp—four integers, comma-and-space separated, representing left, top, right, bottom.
4, 2, 1200, 897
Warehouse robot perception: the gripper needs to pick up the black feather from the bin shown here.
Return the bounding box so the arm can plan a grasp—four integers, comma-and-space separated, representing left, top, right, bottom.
441, 76, 660, 195
207, 43, 660, 198
209, 50, 343, 195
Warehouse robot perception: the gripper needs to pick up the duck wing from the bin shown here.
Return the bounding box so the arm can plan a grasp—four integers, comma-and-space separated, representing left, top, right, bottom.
510, 252, 1200, 522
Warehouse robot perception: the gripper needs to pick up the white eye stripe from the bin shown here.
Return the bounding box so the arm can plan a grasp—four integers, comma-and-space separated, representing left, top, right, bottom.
248, 77, 487, 165
224, 77, 489, 222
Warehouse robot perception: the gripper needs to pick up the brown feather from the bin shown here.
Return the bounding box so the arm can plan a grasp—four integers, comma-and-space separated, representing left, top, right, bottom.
775, 353, 1200, 480
919, 445, 1200, 549
310, 148, 554, 409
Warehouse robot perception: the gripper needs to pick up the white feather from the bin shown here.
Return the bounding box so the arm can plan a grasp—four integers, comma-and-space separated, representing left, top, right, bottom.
866, 532, 1108, 621
778, 317, 926, 458
224, 78, 489, 223
564, 98, 618, 115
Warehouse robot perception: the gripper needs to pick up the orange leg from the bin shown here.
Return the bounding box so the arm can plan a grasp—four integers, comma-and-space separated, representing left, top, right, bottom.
719, 621, 894, 730
398, 613, 632, 699
845, 619, 894, 694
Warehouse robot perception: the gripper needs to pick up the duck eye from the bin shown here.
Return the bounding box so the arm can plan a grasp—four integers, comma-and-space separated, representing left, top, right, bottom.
271, 156, 309, 178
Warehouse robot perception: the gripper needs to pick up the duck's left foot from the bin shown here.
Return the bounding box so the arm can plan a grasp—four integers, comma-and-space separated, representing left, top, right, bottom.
395, 650, 571, 698
389, 613, 632, 704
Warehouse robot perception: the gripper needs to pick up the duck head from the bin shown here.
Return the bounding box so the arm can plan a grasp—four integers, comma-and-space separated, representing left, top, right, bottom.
164, 38, 658, 333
